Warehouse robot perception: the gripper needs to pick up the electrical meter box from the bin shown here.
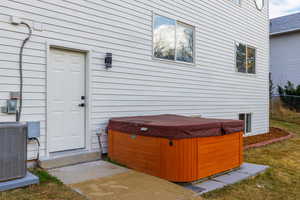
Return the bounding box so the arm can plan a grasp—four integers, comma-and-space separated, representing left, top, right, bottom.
7, 100, 18, 114
1, 100, 18, 114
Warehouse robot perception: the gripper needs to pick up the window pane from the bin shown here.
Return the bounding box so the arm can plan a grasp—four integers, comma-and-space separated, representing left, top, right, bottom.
239, 114, 245, 121
247, 47, 256, 74
176, 23, 194, 63
153, 15, 176, 60
246, 113, 252, 133
236, 43, 246, 73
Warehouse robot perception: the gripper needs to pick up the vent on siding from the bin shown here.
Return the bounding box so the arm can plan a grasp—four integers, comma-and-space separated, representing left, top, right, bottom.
0, 122, 27, 182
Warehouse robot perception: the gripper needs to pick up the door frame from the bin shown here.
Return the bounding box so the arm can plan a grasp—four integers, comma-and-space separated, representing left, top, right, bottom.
45, 40, 92, 158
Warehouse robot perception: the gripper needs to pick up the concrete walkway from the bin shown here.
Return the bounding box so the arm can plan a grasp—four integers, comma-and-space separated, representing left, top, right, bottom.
49, 161, 268, 199
49, 161, 129, 185
185, 163, 269, 195
49, 161, 202, 200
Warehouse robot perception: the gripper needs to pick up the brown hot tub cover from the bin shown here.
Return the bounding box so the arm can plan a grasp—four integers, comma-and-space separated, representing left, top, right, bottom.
107, 114, 244, 139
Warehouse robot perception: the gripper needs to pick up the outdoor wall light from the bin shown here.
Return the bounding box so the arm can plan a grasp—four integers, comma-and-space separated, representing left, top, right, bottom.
105, 53, 112, 69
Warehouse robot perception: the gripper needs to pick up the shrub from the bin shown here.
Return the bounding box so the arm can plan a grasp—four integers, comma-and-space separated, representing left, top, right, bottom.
278, 81, 300, 112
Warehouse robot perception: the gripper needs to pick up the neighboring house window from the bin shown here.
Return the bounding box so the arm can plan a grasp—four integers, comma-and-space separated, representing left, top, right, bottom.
236, 43, 256, 74
239, 113, 252, 134
153, 15, 195, 63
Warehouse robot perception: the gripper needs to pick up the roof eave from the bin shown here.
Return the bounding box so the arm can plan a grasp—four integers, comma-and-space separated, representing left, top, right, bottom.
270, 28, 300, 36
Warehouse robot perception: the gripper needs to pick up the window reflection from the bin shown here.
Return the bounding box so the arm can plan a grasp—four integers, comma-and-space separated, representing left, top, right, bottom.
239, 113, 252, 134
153, 15, 195, 63
247, 47, 256, 74
236, 43, 246, 73
246, 113, 252, 133
236, 43, 256, 74
176, 23, 194, 63
153, 15, 176, 60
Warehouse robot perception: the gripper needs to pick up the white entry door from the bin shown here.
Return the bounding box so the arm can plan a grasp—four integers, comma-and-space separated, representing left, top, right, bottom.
48, 48, 86, 152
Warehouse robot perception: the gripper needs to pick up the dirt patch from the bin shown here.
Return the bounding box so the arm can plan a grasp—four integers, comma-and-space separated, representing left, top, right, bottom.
244, 127, 293, 149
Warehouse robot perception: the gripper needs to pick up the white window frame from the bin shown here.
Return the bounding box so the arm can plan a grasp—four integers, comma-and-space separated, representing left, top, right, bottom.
238, 113, 252, 135
235, 42, 257, 74
152, 14, 196, 65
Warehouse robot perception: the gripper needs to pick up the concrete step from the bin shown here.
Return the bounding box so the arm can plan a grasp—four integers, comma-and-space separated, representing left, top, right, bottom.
39, 152, 101, 169
0, 172, 39, 192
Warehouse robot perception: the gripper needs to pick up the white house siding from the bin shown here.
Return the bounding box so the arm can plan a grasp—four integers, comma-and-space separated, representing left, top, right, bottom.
270, 32, 300, 88
0, 0, 269, 160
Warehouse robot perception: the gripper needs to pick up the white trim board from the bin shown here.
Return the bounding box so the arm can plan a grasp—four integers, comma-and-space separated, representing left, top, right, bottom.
45, 40, 93, 158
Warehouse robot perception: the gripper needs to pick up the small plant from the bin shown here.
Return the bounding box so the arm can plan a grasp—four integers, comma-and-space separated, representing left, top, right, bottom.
278, 81, 300, 112
30, 168, 62, 185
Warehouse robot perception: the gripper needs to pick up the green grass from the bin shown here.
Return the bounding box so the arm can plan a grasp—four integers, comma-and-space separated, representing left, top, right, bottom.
202, 120, 300, 200
271, 100, 300, 125
0, 169, 84, 200
271, 113, 300, 125
30, 168, 62, 185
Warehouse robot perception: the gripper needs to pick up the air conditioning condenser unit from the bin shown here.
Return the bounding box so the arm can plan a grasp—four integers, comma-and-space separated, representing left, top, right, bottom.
0, 122, 27, 182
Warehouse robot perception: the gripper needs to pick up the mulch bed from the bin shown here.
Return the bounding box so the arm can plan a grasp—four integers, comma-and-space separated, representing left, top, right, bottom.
244, 127, 294, 149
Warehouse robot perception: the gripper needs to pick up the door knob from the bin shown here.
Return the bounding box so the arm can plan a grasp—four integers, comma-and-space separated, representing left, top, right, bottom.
78, 103, 85, 107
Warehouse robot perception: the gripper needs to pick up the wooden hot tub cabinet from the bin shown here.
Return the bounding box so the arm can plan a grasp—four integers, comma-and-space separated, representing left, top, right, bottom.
108, 130, 243, 182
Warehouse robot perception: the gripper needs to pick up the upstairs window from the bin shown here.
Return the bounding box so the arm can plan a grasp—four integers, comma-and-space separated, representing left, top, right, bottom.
153, 15, 195, 63
239, 113, 252, 134
236, 43, 256, 74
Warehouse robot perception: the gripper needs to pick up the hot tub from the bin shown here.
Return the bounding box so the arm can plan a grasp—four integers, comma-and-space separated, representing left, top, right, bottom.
108, 115, 244, 182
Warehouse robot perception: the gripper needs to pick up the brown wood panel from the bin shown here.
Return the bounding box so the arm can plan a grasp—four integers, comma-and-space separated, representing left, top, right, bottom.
108, 130, 243, 182
108, 130, 162, 177
160, 138, 199, 182
239, 132, 244, 164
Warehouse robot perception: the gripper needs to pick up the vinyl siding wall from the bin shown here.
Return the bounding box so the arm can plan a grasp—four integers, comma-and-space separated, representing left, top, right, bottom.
270, 32, 300, 88
0, 0, 269, 160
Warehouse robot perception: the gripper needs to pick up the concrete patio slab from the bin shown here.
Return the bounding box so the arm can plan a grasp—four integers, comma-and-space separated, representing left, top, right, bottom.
40, 152, 101, 169
48, 161, 128, 185
0, 172, 39, 192
237, 163, 269, 175
70, 171, 202, 200
212, 171, 251, 185
49, 161, 202, 200
192, 180, 227, 194
185, 185, 206, 193
49, 161, 268, 198
185, 163, 269, 195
